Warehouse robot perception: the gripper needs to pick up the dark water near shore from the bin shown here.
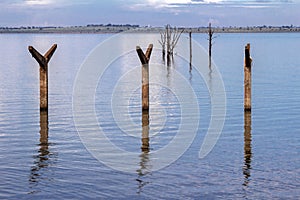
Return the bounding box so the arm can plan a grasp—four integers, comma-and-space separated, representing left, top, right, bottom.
0, 33, 299, 199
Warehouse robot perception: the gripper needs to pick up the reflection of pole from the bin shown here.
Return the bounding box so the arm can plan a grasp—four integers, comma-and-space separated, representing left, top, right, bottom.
189, 31, 192, 71
29, 110, 49, 184
136, 111, 150, 177
28, 44, 57, 111
243, 111, 252, 186
40, 111, 49, 145
244, 43, 252, 111
39, 110, 49, 162
141, 111, 149, 152
136, 44, 153, 112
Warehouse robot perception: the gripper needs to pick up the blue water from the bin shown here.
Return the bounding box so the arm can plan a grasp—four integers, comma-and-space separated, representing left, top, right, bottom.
0, 33, 299, 199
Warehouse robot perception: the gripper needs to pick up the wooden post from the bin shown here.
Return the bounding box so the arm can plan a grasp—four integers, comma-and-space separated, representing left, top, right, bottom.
136, 44, 153, 111
28, 44, 57, 111
189, 31, 192, 71
244, 43, 252, 111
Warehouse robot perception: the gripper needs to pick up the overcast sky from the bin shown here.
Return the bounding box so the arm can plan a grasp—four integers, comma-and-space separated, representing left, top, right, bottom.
0, 0, 299, 27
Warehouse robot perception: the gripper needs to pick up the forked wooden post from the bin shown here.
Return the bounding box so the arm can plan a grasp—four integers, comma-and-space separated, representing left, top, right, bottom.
28, 44, 57, 111
136, 44, 153, 111
244, 43, 252, 111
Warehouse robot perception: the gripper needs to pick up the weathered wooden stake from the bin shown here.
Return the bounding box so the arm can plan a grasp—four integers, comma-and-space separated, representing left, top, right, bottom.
189, 31, 192, 71
136, 44, 153, 111
244, 43, 252, 111
28, 44, 57, 111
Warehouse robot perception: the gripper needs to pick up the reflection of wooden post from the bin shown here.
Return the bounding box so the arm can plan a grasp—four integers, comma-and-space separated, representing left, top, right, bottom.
244, 43, 252, 111
189, 31, 192, 71
141, 111, 149, 152
243, 111, 252, 186
28, 44, 57, 111
136, 44, 153, 111
40, 111, 49, 145
136, 111, 150, 177
29, 110, 49, 184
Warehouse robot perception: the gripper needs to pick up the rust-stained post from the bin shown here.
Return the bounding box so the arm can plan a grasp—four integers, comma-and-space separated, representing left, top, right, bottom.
136, 44, 153, 112
28, 44, 57, 111
189, 31, 192, 71
244, 43, 252, 111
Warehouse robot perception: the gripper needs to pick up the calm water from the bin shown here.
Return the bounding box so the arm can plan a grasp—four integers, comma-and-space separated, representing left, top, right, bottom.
0, 33, 299, 199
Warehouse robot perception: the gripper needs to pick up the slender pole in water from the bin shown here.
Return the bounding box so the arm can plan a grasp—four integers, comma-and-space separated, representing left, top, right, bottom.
136, 44, 153, 112
208, 23, 213, 68
28, 44, 57, 111
166, 25, 171, 66
244, 43, 252, 112
189, 31, 192, 71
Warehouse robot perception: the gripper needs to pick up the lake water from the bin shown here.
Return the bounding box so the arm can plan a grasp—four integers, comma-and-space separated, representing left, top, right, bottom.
0, 32, 299, 199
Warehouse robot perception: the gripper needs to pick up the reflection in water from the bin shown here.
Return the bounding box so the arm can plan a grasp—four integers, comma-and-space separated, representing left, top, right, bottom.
137, 111, 150, 176
189, 70, 193, 82
167, 54, 171, 67
141, 111, 149, 153
39, 111, 49, 146
208, 67, 213, 95
136, 111, 151, 194
29, 111, 53, 192
243, 111, 252, 187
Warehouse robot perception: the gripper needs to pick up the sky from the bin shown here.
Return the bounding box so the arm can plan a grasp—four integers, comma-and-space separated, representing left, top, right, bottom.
0, 0, 299, 27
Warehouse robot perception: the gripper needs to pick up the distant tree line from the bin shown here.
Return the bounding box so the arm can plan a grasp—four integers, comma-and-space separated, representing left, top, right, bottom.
87, 24, 139, 28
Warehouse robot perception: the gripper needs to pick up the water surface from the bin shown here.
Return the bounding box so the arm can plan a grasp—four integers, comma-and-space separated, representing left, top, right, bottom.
0, 33, 299, 199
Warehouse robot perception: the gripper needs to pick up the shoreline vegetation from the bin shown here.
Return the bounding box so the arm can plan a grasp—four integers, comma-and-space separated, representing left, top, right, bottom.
1, 24, 300, 34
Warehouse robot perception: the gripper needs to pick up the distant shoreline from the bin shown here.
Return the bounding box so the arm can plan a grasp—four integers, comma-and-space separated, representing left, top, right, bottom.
1, 25, 300, 34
